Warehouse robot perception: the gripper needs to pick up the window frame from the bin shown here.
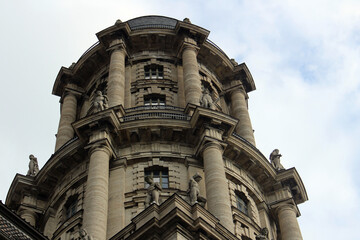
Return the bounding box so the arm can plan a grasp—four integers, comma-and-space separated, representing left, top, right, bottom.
235, 192, 249, 215
144, 65, 164, 80
144, 94, 166, 106
144, 167, 169, 189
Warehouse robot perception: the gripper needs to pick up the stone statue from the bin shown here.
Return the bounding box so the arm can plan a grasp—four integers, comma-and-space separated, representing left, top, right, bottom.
270, 149, 284, 171
187, 173, 207, 206
79, 228, 93, 240
27, 154, 39, 177
93, 91, 108, 112
145, 176, 162, 207
255, 227, 269, 240
200, 88, 215, 110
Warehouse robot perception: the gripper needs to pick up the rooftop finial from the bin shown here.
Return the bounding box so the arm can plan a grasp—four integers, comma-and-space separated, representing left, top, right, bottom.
115, 19, 122, 25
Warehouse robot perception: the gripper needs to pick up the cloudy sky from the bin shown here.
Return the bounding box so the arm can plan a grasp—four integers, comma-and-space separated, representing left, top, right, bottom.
1, 0, 359, 239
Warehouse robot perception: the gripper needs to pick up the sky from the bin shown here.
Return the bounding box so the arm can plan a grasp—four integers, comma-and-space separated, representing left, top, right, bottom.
0, 0, 359, 239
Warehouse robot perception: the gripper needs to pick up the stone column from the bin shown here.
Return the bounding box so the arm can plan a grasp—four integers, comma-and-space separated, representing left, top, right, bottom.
182, 37, 202, 105
83, 145, 111, 240
107, 39, 126, 108
277, 204, 303, 240
55, 91, 77, 151
202, 141, 234, 233
107, 160, 126, 238
230, 89, 256, 146
19, 209, 36, 227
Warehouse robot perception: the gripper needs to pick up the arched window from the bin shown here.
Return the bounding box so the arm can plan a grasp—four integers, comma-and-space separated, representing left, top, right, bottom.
144, 167, 169, 188
236, 192, 249, 215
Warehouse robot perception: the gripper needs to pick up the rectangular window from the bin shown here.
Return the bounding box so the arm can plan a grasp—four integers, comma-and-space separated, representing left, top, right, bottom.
145, 168, 169, 188
145, 65, 164, 79
236, 193, 248, 215
144, 94, 166, 106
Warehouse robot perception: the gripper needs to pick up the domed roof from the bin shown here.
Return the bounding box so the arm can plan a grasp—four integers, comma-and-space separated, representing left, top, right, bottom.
127, 15, 178, 30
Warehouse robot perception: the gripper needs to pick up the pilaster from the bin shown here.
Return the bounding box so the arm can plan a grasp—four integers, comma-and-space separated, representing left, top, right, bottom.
107, 157, 127, 238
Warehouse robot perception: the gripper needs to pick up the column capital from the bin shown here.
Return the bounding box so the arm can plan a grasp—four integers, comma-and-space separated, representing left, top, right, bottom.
196, 137, 227, 157
61, 86, 84, 102
275, 203, 300, 217
226, 84, 248, 99
178, 36, 200, 57
85, 137, 114, 159
107, 38, 127, 55
203, 140, 224, 152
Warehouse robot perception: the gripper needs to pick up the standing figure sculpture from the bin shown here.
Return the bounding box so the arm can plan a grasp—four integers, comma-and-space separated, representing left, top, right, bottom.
27, 154, 39, 177
255, 227, 269, 240
145, 176, 162, 207
79, 228, 93, 240
93, 90, 108, 112
200, 88, 215, 110
187, 173, 207, 206
270, 149, 284, 171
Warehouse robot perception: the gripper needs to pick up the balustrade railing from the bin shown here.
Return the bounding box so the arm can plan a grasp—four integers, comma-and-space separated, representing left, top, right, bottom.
120, 112, 190, 122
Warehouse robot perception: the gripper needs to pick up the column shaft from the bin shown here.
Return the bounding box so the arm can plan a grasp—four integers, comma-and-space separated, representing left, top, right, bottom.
203, 142, 234, 233
83, 147, 111, 240
108, 45, 126, 108
231, 89, 256, 145
55, 92, 77, 151
182, 45, 201, 105
278, 205, 303, 240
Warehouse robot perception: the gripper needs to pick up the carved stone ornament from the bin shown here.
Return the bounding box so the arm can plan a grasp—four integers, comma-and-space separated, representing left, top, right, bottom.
79, 228, 93, 240
200, 87, 215, 110
187, 172, 207, 206
255, 227, 269, 240
145, 176, 162, 207
93, 90, 109, 113
269, 149, 284, 171
27, 154, 39, 177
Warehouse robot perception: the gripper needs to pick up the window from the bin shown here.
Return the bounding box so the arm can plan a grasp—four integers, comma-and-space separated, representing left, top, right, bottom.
64, 195, 78, 219
144, 94, 165, 106
145, 65, 164, 79
145, 167, 169, 188
236, 192, 249, 215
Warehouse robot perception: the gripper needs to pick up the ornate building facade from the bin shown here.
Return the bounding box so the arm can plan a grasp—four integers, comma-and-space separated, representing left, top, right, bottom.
5, 16, 307, 240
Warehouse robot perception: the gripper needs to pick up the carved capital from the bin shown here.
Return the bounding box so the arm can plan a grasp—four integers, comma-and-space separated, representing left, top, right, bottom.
177, 36, 200, 57
275, 203, 300, 218
107, 38, 127, 55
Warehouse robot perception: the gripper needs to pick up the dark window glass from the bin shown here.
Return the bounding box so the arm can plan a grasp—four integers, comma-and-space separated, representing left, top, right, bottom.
236, 193, 248, 215
144, 65, 164, 79
144, 167, 169, 188
144, 94, 165, 106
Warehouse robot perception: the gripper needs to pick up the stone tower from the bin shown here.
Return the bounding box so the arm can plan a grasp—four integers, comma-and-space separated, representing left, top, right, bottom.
5, 16, 307, 240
